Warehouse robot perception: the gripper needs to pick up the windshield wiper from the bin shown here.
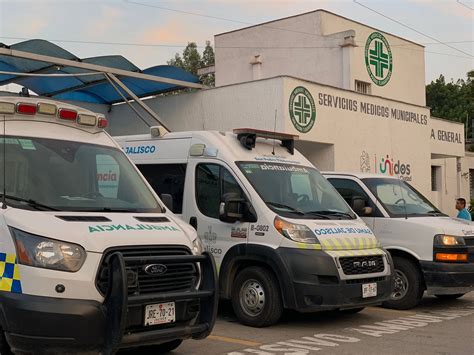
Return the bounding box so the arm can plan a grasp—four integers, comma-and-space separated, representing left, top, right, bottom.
1, 195, 58, 211
266, 202, 305, 215
305, 211, 354, 219
426, 210, 446, 217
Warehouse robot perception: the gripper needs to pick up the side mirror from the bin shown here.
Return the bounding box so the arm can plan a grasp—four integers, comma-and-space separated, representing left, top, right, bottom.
161, 193, 174, 211
351, 196, 371, 216
219, 196, 257, 223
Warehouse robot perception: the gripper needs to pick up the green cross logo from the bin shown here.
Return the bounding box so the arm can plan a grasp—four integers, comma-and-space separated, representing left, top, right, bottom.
365, 32, 393, 86
289, 86, 316, 133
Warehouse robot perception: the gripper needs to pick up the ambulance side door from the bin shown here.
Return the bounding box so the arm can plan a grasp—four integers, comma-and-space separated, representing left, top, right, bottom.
185, 160, 251, 268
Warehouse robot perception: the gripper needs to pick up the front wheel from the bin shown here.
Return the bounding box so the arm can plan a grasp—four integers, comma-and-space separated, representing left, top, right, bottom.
382, 256, 424, 310
231, 266, 283, 327
435, 293, 465, 300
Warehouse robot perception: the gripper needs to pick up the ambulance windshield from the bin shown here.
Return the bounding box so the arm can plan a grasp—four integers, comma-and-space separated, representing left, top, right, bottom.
238, 162, 355, 219
0, 136, 162, 212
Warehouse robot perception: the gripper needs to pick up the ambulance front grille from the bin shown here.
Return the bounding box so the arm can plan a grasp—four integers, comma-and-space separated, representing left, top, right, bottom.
339, 255, 385, 275
96, 246, 199, 296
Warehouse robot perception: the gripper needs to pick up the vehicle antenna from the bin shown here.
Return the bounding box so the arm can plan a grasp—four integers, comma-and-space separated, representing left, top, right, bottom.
272, 109, 277, 155
2, 115, 7, 209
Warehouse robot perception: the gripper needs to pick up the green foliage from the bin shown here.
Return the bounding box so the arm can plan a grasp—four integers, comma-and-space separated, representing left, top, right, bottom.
426, 71, 474, 137
167, 41, 215, 87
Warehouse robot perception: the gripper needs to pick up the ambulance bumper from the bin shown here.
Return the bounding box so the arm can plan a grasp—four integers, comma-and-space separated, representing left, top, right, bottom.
277, 247, 393, 312
0, 252, 218, 354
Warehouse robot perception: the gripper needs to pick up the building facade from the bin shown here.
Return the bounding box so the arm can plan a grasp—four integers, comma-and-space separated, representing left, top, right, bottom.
47, 10, 469, 216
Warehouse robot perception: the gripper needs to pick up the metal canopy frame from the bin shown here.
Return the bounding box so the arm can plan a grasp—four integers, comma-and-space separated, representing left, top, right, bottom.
0, 47, 205, 131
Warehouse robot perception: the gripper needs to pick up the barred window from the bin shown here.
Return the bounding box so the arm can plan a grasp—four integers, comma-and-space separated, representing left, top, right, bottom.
355, 80, 371, 94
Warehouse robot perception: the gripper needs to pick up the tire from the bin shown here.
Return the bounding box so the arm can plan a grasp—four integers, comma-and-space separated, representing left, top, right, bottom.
383, 256, 424, 310
231, 266, 283, 327
339, 307, 365, 314
120, 340, 183, 355
435, 293, 465, 300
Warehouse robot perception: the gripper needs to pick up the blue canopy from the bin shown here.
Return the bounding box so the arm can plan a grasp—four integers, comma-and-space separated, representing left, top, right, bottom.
0, 39, 200, 104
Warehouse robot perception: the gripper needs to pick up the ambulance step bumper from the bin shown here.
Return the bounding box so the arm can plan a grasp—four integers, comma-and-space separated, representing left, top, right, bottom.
0, 252, 218, 354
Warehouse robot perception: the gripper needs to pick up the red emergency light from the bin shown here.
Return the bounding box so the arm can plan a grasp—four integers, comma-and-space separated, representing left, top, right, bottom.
16, 103, 37, 115
98, 117, 108, 128
58, 108, 78, 121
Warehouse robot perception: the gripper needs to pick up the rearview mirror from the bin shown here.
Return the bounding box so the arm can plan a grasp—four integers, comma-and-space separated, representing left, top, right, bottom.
351, 196, 370, 216
219, 196, 257, 223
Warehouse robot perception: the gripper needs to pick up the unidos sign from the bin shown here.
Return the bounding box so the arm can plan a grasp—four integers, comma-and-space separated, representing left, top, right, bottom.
365, 32, 393, 86
289, 86, 316, 133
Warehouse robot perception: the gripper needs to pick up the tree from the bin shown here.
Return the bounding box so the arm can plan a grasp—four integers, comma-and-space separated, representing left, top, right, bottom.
426, 71, 474, 138
167, 41, 215, 87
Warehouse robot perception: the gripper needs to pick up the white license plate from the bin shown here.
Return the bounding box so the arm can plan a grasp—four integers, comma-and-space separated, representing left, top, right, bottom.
144, 302, 176, 326
362, 282, 377, 298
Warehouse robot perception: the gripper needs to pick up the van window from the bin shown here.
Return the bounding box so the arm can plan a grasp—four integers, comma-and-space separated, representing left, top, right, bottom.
138, 164, 187, 213
363, 177, 443, 217
238, 162, 355, 220
196, 164, 245, 219
0, 136, 161, 212
327, 178, 382, 217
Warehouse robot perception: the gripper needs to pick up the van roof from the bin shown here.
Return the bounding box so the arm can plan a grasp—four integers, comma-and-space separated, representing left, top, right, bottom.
322, 172, 399, 180
0, 96, 108, 132
115, 129, 312, 166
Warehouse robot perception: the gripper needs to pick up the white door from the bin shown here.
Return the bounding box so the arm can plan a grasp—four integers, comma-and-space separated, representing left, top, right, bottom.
184, 160, 250, 269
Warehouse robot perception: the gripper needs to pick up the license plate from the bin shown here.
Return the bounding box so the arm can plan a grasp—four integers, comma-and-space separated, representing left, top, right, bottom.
362, 282, 377, 298
144, 302, 176, 326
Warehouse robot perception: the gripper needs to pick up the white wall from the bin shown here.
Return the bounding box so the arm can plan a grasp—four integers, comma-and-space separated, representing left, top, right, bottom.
214, 10, 426, 106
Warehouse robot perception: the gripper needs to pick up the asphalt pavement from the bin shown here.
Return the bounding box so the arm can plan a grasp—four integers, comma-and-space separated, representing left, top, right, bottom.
177, 293, 474, 355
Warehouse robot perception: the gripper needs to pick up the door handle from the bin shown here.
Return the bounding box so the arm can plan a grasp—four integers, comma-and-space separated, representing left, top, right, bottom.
189, 217, 197, 230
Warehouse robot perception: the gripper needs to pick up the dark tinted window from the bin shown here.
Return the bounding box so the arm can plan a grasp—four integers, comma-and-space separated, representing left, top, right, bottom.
327, 178, 382, 217
196, 164, 245, 219
138, 164, 186, 213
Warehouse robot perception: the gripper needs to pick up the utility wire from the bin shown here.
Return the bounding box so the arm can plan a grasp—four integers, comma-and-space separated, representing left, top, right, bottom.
353, 0, 473, 57
457, 0, 474, 11
0, 36, 471, 59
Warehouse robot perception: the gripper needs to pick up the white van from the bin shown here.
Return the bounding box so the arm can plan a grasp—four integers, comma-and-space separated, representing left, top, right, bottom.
0, 97, 217, 354
324, 172, 474, 309
115, 128, 394, 327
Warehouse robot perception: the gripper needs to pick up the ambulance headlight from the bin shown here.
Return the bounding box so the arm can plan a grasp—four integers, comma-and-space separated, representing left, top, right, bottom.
10, 228, 86, 272
192, 237, 204, 255
273, 216, 320, 244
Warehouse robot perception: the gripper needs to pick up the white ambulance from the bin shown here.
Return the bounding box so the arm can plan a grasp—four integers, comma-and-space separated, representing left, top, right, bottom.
0, 97, 217, 354
115, 128, 394, 327
324, 172, 474, 309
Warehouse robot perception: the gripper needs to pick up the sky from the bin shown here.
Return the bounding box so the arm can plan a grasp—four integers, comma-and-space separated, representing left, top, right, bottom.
0, 0, 472, 86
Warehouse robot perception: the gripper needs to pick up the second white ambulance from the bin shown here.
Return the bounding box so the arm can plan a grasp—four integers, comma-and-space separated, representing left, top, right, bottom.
116, 128, 394, 327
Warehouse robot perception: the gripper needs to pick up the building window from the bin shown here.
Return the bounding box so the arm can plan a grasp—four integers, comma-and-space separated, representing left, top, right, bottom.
431, 166, 441, 192
355, 80, 371, 94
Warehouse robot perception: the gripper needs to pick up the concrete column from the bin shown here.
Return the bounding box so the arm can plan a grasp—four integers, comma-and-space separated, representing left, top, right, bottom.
250, 55, 262, 81
341, 36, 356, 90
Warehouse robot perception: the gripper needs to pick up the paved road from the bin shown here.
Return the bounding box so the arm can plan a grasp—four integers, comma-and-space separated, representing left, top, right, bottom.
177, 293, 474, 355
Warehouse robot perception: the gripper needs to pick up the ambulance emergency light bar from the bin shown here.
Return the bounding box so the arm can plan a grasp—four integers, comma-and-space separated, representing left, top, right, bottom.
0, 101, 108, 128
233, 128, 299, 155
